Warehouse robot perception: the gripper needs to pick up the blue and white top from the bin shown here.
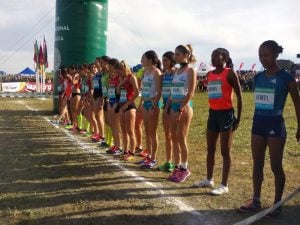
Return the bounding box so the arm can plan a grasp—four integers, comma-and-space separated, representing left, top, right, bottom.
254, 69, 294, 116
142, 72, 157, 99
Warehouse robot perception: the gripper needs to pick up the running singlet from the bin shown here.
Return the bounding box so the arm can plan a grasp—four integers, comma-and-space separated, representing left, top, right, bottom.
162, 73, 173, 104
92, 73, 102, 97
81, 77, 90, 95
207, 68, 233, 110
254, 69, 294, 116
119, 75, 134, 103
57, 77, 64, 92
65, 78, 72, 97
108, 75, 119, 101
171, 69, 189, 101
142, 72, 156, 99
101, 72, 109, 97
72, 74, 81, 92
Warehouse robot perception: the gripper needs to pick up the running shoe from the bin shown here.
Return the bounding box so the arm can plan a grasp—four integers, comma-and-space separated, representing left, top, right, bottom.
138, 157, 150, 165
158, 162, 175, 172
135, 147, 143, 153
265, 207, 281, 218
123, 152, 135, 161
100, 141, 109, 148
142, 160, 157, 169
139, 149, 148, 158
171, 168, 191, 183
168, 168, 180, 180
71, 126, 80, 133
210, 184, 229, 195
65, 124, 73, 129
106, 146, 116, 154
50, 120, 59, 125
112, 148, 123, 157
193, 178, 214, 188
79, 129, 87, 134
239, 199, 262, 212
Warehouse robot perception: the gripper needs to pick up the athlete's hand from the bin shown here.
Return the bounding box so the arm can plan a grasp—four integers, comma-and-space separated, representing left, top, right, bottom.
296, 127, 300, 142
121, 103, 128, 112
232, 118, 240, 131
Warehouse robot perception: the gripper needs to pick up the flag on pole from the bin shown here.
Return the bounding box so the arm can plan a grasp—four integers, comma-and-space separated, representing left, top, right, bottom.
33, 40, 39, 71
239, 62, 244, 71
38, 42, 44, 68
43, 36, 48, 68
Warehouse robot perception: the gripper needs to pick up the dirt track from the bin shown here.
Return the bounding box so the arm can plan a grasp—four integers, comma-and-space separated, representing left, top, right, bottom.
0, 98, 299, 225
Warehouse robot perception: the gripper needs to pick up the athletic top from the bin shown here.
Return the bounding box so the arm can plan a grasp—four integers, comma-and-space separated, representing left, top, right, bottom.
254, 69, 294, 116
101, 72, 109, 97
92, 73, 102, 97
161, 72, 173, 104
65, 77, 72, 97
108, 74, 119, 101
72, 74, 81, 92
208, 68, 233, 110
58, 77, 64, 93
142, 72, 157, 99
171, 68, 189, 101
119, 75, 134, 103
81, 76, 90, 95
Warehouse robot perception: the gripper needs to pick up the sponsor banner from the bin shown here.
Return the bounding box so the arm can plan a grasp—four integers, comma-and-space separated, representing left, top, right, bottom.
1, 82, 26, 92
1, 82, 53, 93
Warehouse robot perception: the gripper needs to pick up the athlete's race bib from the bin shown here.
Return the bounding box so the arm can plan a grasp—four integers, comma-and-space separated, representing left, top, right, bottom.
171, 83, 185, 100
208, 81, 222, 99
102, 86, 108, 97
119, 89, 127, 103
142, 82, 151, 98
162, 83, 172, 99
254, 87, 275, 110
83, 85, 89, 93
93, 80, 100, 89
57, 85, 62, 92
108, 87, 116, 99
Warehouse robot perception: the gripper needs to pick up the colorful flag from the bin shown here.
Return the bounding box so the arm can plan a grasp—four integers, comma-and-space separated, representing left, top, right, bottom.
251, 63, 256, 71
43, 36, 48, 68
38, 42, 44, 67
33, 40, 39, 69
239, 62, 244, 70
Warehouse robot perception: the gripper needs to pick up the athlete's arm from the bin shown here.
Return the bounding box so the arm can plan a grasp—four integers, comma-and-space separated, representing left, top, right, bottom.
227, 69, 243, 131
287, 81, 300, 142
179, 67, 196, 111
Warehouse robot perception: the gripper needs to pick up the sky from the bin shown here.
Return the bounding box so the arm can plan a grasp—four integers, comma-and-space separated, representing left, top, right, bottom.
0, 0, 299, 74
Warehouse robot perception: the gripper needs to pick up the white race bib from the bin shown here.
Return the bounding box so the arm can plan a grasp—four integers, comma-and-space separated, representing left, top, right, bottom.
142, 82, 151, 98
57, 85, 62, 92
162, 83, 172, 99
93, 80, 100, 89
208, 81, 222, 99
102, 86, 108, 97
255, 87, 275, 110
108, 87, 116, 99
171, 83, 185, 100
120, 89, 127, 103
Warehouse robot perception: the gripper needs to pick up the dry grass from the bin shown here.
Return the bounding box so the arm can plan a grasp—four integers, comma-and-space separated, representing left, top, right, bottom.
0, 93, 299, 225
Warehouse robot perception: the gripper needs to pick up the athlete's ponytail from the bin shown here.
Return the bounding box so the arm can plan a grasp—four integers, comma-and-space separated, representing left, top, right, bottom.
176, 44, 196, 64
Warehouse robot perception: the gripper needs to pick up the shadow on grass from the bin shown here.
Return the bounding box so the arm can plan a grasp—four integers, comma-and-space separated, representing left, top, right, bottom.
14, 204, 300, 225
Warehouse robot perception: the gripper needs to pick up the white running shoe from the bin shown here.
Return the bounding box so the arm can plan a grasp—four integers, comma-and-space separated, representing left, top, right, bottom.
193, 178, 214, 188
210, 184, 229, 195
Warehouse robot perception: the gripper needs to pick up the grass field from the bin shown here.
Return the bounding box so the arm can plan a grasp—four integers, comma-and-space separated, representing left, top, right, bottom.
0, 92, 299, 225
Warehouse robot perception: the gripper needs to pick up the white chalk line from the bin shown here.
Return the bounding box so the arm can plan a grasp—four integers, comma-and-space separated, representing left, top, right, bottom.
19, 100, 212, 224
